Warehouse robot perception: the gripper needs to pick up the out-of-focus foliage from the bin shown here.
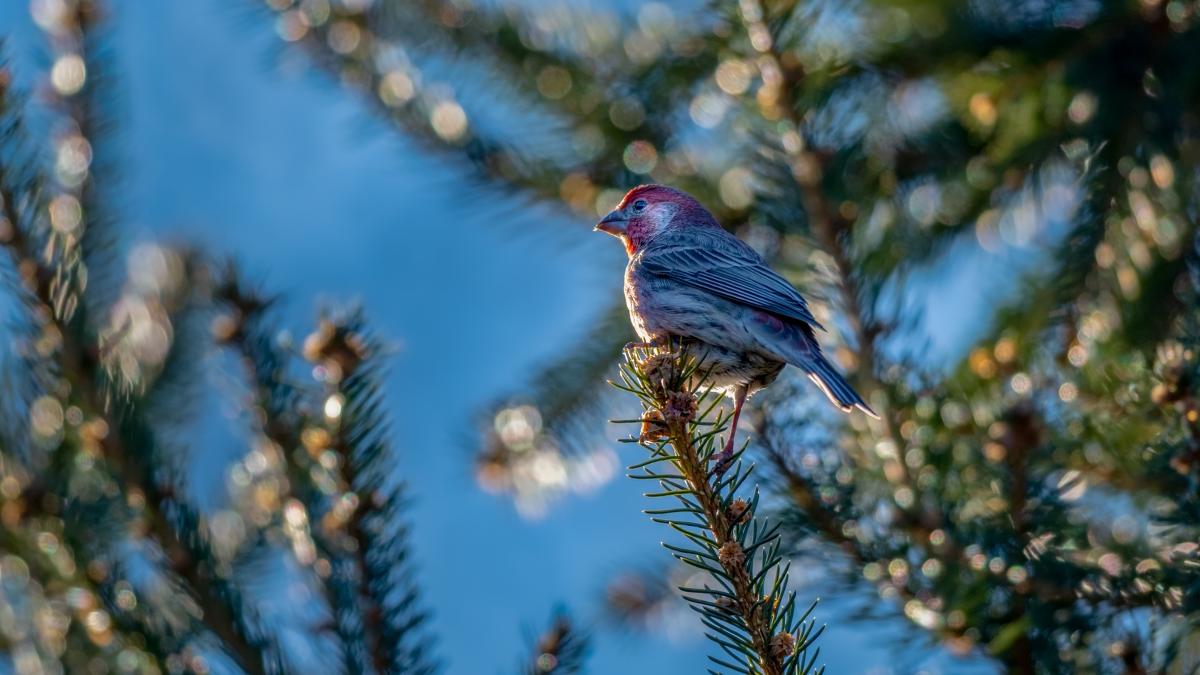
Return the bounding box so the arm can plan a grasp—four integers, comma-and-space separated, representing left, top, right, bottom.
0, 3, 440, 673
516, 609, 589, 675
262, 0, 1200, 671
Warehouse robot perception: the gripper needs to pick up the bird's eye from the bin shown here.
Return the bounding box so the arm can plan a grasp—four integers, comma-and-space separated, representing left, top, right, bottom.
632, 199, 648, 212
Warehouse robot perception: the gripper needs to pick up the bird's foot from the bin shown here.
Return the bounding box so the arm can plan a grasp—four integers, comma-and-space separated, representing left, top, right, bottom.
709, 438, 737, 479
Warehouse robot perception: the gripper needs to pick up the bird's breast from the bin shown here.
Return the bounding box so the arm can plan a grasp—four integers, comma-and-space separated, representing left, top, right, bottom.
623, 263, 657, 342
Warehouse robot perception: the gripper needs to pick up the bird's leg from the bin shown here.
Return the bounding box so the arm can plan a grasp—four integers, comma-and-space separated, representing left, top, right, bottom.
711, 384, 748, 477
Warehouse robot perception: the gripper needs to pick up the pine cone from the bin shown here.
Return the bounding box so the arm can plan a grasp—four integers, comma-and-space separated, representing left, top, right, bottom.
717, 540, 745, 567
770, 632, 796, 660
662, 391, 697, 424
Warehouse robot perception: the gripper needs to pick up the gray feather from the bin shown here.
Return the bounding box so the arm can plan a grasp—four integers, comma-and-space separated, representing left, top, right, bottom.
743, 309, 877, 418
621, 217, 873, 417
637, 229, 824, 330
805, 352, 877, 418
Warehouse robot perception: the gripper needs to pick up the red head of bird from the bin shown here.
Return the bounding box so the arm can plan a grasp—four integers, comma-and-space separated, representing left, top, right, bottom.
594, 184, 719, 255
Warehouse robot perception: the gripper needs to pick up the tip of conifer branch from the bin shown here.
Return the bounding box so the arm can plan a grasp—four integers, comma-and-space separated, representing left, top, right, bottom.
303, 317, 370, 383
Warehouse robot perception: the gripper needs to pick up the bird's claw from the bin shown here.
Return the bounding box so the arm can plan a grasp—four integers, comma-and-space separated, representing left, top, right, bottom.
710, 447, 735, 479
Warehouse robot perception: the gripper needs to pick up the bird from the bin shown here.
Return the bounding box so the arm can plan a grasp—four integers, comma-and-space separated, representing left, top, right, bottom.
594, 184, 876, 473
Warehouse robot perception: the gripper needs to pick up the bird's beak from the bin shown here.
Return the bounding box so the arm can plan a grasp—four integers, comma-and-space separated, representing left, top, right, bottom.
594, 209, 627, 237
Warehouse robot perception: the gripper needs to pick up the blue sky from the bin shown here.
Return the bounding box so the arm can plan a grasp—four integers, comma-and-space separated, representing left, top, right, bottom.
0, 2, 1007, 672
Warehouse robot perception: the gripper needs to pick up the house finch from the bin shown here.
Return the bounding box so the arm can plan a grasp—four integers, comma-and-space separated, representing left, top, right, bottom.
595, 185, 876, 472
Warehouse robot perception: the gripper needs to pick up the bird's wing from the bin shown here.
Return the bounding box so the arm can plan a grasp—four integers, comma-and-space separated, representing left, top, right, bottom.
639, 239, 824, 329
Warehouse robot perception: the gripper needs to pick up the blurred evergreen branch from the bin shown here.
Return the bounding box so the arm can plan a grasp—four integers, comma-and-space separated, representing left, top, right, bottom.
475, 303, 631, 512
613, 344, 823, 675
213, 278, 439, 675
740, 2, 1200, 669
253, 0, 721, 211
518, 609, 589, 675
1, 61, 280, 671
40, 0, 121, 324
0, 4, 440, 672
303, 313, 439, 675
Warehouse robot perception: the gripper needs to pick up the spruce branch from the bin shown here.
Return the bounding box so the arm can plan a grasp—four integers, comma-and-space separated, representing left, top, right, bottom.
1153, 236, 1200, 629
5, 4, 447, 671
4, 274, 279, 674
252, 0, 725, 219
0, 507, 172, 673
37, 0, 120, 325
737, 0, 947, 543
212, 275, 439, 675
211, 270, 336, 549
734, 9, 1188, 655
253, 0, 587, 206
613, 344, 823, 675
87, 269, 283, 675
304, 312, 438, 675
476, 302, 631, 507
519, 609, 589, 675
0, 64, 281, 673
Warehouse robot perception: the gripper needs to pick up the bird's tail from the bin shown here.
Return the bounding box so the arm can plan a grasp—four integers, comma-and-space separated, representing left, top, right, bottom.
748, 311, 878, 418
803, 351, 878, 419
